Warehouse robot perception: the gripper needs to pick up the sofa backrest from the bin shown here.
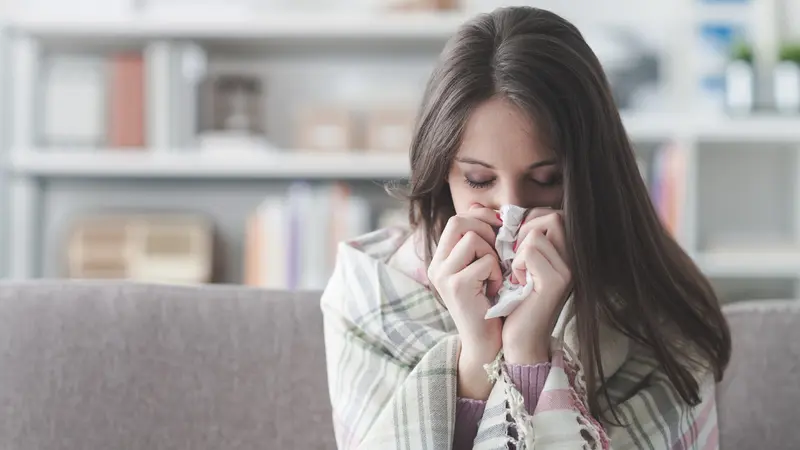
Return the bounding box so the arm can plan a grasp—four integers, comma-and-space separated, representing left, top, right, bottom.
0, 281, 335, 450
718, 299, 800, 450
0, 281, 796, 450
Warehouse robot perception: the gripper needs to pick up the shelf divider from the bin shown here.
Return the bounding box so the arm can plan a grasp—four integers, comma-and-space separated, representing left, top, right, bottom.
10, 36, 38, 156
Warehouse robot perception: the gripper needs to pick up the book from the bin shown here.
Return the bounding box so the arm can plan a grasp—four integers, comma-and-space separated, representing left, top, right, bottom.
108, 52, 146, 148
652, 142, 685, 237
244, 182, 373, 290
41, 56, 106, 147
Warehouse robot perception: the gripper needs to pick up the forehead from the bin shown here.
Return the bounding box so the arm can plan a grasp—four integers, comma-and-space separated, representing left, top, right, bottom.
457, 96, 554, 163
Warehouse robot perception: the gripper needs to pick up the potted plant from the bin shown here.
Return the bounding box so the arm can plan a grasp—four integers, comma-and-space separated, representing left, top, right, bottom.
725, 41, 755, 114
774, 43, 800, 114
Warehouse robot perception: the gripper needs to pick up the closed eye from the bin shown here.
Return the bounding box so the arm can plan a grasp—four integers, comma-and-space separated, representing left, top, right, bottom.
531, 175, 562, 187
464, 177, 495, 189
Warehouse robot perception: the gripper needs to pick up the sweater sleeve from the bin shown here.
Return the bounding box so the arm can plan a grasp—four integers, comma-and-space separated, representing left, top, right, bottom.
453, 398, 486, 449
505, 362, 551, 415
453, 362, 552, 448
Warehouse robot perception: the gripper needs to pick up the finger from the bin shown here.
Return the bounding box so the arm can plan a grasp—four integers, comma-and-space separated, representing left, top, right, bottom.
518, 208, 563, 238
518, 231, 570, 280
467, 204, 504, 228
439, 231, 498, 276
457, 253, 503, 298
516, 210, 567, 259
511, 243, 559, 288
432, 215, 498, 265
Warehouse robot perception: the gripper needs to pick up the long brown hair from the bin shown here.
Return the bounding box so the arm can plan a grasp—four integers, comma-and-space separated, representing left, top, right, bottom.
402, 6, 730, 418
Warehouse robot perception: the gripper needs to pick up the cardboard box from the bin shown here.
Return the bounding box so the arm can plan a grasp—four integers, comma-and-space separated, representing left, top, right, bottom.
295, 107, 355, 152
365, 108, 416, 153
67, 214, 214, 284
387, 0, 459, 11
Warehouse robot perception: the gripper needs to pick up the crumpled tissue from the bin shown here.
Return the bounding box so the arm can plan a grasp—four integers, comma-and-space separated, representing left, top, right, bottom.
485, 204, 535, 319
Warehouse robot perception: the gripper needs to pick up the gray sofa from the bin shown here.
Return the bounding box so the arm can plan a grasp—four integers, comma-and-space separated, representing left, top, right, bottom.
0, 281, 795, 449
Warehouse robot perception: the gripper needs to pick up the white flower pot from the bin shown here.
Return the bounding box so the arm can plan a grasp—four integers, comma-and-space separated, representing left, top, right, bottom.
725, 60, 755, 114
774, 61, 800, 114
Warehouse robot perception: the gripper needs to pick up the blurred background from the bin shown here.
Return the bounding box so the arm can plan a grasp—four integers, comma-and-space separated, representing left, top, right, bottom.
0, 0, 799, 304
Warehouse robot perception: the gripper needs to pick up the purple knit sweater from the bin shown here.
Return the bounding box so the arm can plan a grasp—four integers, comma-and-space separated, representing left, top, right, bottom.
453, 362, 551, 449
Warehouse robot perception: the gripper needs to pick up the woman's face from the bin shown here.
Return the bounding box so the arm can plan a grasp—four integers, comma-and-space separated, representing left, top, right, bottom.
448, 96, 564, 214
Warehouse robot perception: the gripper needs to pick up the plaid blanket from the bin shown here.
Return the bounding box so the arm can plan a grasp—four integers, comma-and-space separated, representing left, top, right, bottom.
321, 228, 719, 449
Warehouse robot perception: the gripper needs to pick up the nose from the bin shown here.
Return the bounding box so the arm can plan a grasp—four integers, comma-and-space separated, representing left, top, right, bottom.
489, 180, 526, 210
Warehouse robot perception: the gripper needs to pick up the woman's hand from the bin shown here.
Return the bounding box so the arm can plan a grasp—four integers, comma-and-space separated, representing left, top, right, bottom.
502, 208, 572, 365
427, 205, 504, 400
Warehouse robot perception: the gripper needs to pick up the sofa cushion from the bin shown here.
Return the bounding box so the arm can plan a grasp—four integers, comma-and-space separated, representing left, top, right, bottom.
718, 299, 800, 450
0, 281, 334, 450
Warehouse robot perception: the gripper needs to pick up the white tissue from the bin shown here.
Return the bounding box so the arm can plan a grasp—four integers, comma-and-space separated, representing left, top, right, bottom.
485, 205, 535, 319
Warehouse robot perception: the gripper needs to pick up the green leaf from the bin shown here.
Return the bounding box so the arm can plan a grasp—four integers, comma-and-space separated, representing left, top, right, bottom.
779, 43, 800, 63
731, 41, 753, 63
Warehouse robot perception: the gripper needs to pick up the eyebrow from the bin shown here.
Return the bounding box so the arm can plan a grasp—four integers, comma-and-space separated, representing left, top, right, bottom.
455, 157, 558, 170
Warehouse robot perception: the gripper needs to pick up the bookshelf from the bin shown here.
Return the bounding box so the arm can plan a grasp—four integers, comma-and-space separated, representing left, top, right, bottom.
8, 11, 470, 41
10, 151, 411, 179
695, 251, 800, 278
4, 0, 800, 303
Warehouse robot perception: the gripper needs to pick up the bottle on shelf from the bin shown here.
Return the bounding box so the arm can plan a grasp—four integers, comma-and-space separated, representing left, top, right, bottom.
197, 73, 272, 152
774, 43, 800, 114
725, 40, 756, 115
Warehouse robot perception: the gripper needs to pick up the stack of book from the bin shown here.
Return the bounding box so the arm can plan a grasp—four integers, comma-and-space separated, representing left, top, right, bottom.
41, 52, 146, 149
244, 182, 374, 290
650, 142, 686, 237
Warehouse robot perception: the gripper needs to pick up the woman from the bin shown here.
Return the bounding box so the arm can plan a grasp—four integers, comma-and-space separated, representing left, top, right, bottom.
321, 6, 730, 450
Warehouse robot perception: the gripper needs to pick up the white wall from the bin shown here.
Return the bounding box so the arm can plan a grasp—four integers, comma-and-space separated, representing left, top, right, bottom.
785, 0, 800, 38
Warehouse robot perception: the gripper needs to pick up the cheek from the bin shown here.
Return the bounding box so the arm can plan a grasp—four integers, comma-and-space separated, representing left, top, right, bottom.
520, 185, 564, 210
539, 187, 564, 208
447, 177, 482, 215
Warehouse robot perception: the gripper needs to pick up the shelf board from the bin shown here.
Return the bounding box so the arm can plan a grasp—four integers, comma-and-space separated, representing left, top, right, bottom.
621, 112, 679, 141
694, 2, 752, 23
695, 250, 800, 277
9, 11, 468, 41
9, 150, 410, 180
694, 116, 800, 142
617, 113, 800, 143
